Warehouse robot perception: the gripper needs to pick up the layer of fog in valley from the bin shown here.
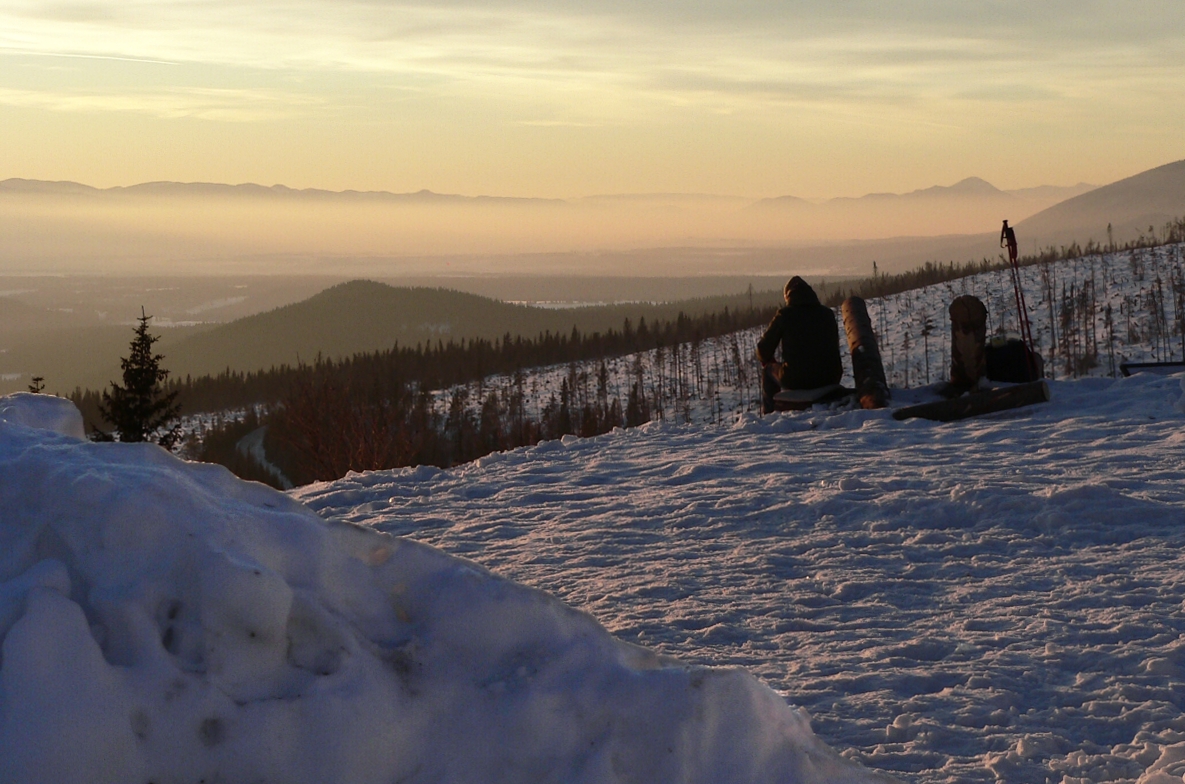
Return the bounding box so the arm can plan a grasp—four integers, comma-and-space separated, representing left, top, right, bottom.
0, 175, 1102, 278
6, 157, 1183, 285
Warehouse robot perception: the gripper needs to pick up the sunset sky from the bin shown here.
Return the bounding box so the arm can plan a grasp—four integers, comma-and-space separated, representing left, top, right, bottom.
1, 1, 1183, 199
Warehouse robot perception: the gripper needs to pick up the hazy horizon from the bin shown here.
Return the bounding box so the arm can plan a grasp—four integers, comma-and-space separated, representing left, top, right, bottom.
0, 172, 1101, 278
2, 2, 1184, 278
0, 173, 1097, 205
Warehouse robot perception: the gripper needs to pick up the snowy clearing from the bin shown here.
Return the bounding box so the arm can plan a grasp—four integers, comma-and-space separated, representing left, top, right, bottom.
0, 392, 885, 784
299, 371, 1185, 784
431, 243, 1185, 429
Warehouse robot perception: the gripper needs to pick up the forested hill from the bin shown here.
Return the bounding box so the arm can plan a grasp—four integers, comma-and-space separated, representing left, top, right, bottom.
162, 280, 787, 379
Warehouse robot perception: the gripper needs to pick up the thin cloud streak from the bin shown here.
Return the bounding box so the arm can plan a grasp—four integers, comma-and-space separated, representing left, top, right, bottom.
0, 50, 180, 66
0, 86, 322, 122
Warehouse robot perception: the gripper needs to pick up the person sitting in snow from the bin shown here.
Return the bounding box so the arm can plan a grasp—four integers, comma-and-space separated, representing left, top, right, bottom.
756, 276, 844, 414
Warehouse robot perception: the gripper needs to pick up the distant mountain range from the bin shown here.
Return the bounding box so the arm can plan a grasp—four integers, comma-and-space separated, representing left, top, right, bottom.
0, 179, 564, 206
746, 177, 1098, 239
0, 175, 1090, 214
761, 157, 1185, 278
1, 159, 1182, 278
755, 176, 1094, 207
1016, 159, 1185, 248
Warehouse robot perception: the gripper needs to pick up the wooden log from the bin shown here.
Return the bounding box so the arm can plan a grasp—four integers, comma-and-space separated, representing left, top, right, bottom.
1120, 361, 1185, 377
892, 381, 1050, 422
841, 296, 889, 409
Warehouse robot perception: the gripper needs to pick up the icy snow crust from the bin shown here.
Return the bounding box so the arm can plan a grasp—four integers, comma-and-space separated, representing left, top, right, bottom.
300, 372, 1185, 784
0, 394, 884, 784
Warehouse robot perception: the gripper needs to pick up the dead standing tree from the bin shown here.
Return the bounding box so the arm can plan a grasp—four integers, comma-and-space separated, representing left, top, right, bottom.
272, 371, 412, 482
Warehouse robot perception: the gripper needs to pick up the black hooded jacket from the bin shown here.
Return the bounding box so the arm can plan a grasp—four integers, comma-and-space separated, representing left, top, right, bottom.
756, 279, 843, 390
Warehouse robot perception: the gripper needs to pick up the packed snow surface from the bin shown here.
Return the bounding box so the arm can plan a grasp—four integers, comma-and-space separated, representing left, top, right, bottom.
0, 393, 884, 784
299, 372, 1185, 784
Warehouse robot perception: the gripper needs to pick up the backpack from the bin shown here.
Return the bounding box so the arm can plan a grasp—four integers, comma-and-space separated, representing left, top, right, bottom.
985, 338, 1044, 383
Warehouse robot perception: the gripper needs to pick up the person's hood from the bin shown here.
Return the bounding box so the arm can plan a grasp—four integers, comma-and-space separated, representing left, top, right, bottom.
784, 276, 821, 307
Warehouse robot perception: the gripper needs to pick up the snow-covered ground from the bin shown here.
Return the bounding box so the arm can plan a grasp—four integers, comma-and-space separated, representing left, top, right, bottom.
14, 243, 1182, 784
298, 370, 1185, 784
0, 392, 886, 784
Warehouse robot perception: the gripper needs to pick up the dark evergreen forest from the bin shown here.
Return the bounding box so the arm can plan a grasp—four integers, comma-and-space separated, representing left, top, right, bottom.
71, 302, 781, 487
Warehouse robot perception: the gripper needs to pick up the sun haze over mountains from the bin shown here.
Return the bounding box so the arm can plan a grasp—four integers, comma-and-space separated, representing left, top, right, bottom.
0, 174, 1099, 276
1, 3, 1183, 279
2, 161, 1183, 279
2, 6, 1183, 213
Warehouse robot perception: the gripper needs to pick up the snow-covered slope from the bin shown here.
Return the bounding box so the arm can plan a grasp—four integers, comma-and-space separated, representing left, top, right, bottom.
299, 372, 1185, 784
434, 242, 1185, 428
0, 392, 887, 784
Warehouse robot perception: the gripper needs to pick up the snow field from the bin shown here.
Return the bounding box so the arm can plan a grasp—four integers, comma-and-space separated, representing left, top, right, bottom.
434, 242, 1185, 429
0, 392, 888, 784
300, 372, 1185, 784
867, 243, 1185, 389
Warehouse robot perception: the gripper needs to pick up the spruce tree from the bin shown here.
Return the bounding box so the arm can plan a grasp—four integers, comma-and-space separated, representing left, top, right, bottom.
96, 307, 181, 448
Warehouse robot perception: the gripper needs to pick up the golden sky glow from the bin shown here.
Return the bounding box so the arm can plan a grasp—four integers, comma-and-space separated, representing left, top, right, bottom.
1, 1, 1184, 199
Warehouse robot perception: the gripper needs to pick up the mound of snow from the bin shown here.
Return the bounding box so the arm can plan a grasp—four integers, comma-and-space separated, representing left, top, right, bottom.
0, 394, 888, 784
0, 392, 84, 439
